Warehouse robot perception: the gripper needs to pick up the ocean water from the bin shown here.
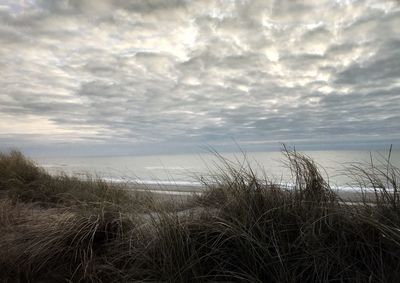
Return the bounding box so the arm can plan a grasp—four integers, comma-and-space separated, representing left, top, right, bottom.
33, 149, 400, 188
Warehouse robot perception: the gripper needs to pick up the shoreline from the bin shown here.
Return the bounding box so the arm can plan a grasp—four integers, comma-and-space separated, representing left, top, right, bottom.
123, 182, 383, 203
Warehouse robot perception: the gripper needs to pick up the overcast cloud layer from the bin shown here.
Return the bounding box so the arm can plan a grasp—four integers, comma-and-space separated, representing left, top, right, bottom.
1, 0, 399, 155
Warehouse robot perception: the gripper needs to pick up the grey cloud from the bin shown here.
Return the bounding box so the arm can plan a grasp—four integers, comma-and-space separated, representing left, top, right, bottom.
37, 0, 188, 15
335, 39, 400, 85
0, 0, 400, 154
112, 0, 188, 13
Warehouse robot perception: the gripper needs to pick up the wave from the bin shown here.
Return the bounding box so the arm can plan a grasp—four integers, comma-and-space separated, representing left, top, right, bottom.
101, 177, 394, 192
40, 163, 69, 168
101, 177, 202, 187
144, 166, 193, 171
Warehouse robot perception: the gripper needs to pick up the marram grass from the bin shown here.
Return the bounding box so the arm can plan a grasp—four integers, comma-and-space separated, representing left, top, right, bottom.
0, 149, 399, 282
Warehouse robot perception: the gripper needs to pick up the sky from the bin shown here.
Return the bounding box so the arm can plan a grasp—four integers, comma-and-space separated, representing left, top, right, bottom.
0, 0, 400, 156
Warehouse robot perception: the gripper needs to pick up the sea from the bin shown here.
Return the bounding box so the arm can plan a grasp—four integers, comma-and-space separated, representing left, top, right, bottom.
33, 149, 400, 190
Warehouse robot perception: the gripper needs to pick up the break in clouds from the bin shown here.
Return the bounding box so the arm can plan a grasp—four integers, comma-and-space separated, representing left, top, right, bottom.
0, 0, 400, 154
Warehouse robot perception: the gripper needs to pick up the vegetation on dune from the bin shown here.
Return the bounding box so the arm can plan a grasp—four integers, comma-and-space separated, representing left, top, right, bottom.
0, 148, 400, 282
0, 150, 152, 211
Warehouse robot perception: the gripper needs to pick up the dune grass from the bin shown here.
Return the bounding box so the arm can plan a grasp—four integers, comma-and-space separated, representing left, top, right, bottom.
0, 150, 154, 211
0, 148, 400, 282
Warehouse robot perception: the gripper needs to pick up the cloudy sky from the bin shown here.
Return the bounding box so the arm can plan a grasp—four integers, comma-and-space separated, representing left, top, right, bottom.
1, 0, 399, 156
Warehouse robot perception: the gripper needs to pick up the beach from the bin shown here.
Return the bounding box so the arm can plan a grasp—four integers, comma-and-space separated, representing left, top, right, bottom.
125, 181, 383, 204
